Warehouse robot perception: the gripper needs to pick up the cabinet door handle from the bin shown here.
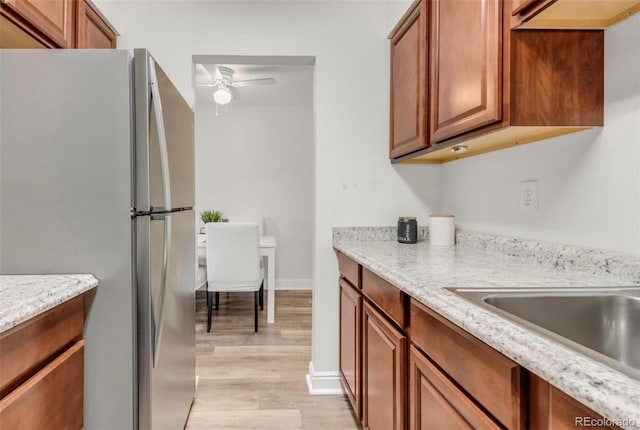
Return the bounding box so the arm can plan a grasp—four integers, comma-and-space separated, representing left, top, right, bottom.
149, 213, 172, 367
148, 55, 172, 211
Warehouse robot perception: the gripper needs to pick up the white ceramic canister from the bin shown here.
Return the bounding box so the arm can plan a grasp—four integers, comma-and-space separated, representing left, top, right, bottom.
429, 214, 455, 246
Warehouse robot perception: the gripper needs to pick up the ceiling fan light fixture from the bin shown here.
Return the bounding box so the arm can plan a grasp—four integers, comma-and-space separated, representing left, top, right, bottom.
213, 85, 232, 105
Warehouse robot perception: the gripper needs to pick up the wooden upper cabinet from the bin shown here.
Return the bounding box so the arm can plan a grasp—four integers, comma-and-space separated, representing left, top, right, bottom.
429, 0, 502, 142
512, 0, 543, 16
510, 30, 604, 126
1, 0, 116, 48
389, 0, 428, 159
512, 0, 640, 29
76, 0, 116, 48
1, 0, 73, 47
394, 1, 604, 164
0, 15, 49, 48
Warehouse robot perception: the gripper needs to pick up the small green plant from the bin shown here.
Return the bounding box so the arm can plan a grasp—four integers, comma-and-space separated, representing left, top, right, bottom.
200, 210, 222, 224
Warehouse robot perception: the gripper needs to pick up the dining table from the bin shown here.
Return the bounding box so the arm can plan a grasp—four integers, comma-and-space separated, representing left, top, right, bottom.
197, 234, 277, 324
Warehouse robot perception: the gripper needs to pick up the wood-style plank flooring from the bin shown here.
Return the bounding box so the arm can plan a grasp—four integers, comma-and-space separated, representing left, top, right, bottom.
186, 290, 361, 430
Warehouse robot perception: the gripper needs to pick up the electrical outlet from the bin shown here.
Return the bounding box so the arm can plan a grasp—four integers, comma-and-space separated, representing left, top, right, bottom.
520, 180, 538, 213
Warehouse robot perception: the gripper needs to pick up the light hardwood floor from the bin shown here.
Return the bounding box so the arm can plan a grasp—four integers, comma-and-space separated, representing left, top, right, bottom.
186, 290, 361, 430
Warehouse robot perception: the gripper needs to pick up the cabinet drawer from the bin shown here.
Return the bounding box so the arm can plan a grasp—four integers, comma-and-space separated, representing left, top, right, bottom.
409, 299, 526, 429
362, 269, 405, 327
0, 295, 83, 396
0, 340, 84, 430
409, 345, 501, 430
337, 251, 360, 288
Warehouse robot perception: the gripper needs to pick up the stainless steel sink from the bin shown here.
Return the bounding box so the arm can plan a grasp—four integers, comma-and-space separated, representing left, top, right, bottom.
447, 287, 640, 379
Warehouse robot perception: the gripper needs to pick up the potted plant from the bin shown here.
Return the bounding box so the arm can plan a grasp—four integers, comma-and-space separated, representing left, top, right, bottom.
200, 210, 223, 233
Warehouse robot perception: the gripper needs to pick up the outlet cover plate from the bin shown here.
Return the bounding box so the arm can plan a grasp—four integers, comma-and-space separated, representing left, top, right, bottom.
520, 180, 538, 214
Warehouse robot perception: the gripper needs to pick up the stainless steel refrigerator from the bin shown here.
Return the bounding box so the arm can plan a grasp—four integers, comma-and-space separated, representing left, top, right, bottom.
0, 49, 196, 430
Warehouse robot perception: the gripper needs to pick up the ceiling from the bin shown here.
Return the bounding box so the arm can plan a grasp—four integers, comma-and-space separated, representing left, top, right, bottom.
194, 59, 314, 107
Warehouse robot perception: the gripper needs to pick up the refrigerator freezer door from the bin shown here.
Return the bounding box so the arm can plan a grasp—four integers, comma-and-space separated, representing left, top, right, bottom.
134, 49, 195, 212
137, 210, 196, 430
0, 50, 135, 430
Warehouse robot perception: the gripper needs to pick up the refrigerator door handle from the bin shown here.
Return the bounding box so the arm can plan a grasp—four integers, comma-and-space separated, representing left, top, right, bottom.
148, 56, 172, 211
151, 212, 172, 367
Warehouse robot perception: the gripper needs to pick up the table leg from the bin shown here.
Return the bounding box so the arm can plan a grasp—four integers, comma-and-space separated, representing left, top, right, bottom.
266, 248, 275, 324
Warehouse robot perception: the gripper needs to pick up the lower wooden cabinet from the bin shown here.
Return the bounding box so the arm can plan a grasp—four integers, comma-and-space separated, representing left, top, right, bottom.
337, 250, 360, 288
409, 344, 500, 430
336, 251, 624, 430
409, 298, 527, 429
0, 293, 91, 430
0, 341, 84, 430
339, 277, 362, 419
529, 374, 622, 430
362, 301, 406, 430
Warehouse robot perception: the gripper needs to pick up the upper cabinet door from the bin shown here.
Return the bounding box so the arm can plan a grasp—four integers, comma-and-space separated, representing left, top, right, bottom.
430, 0, 502, 143
1, 0, 73, 47
389, 0, 428, 159
76, 0, 116, 49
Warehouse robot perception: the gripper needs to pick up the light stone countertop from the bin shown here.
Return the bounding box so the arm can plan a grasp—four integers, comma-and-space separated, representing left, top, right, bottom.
0, 274, 98, 334
333, 231, 640, 429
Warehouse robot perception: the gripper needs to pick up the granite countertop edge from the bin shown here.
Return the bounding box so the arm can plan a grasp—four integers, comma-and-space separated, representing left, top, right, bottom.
0, 274, 98, 334
333, 239, 640, 430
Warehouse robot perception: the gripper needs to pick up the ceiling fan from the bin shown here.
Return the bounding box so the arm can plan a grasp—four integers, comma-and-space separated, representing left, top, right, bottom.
195, 64, 276, 105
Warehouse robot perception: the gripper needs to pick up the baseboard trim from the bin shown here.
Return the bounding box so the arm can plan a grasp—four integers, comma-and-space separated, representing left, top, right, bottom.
305, 361, 344, 395
275, 278, 312, 290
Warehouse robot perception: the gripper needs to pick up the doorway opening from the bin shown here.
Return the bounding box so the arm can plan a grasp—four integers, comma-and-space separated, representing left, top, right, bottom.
193, 54, 315, 299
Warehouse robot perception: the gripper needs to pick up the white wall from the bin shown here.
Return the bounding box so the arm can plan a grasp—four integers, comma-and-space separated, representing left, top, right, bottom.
91, 0, 121, 34
116, 0, 441, 386
386, 0, 413, 32
441, 13, 640, 255
195, 104, 314, 287
110, 0, 638, 392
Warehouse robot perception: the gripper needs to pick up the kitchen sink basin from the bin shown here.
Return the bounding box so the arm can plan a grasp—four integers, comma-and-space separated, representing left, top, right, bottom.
447, 287, 640, 379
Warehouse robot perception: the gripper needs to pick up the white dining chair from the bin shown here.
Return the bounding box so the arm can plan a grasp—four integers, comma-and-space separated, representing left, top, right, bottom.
228, 216, 264, 236
204, 222, 264, 333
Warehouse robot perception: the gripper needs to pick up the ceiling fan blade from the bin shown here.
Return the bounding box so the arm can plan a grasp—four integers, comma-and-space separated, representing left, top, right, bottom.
233, 78, 276, 87
195, 64, 213, 81
195, 83, 218, 87
214, 65, 224, 80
